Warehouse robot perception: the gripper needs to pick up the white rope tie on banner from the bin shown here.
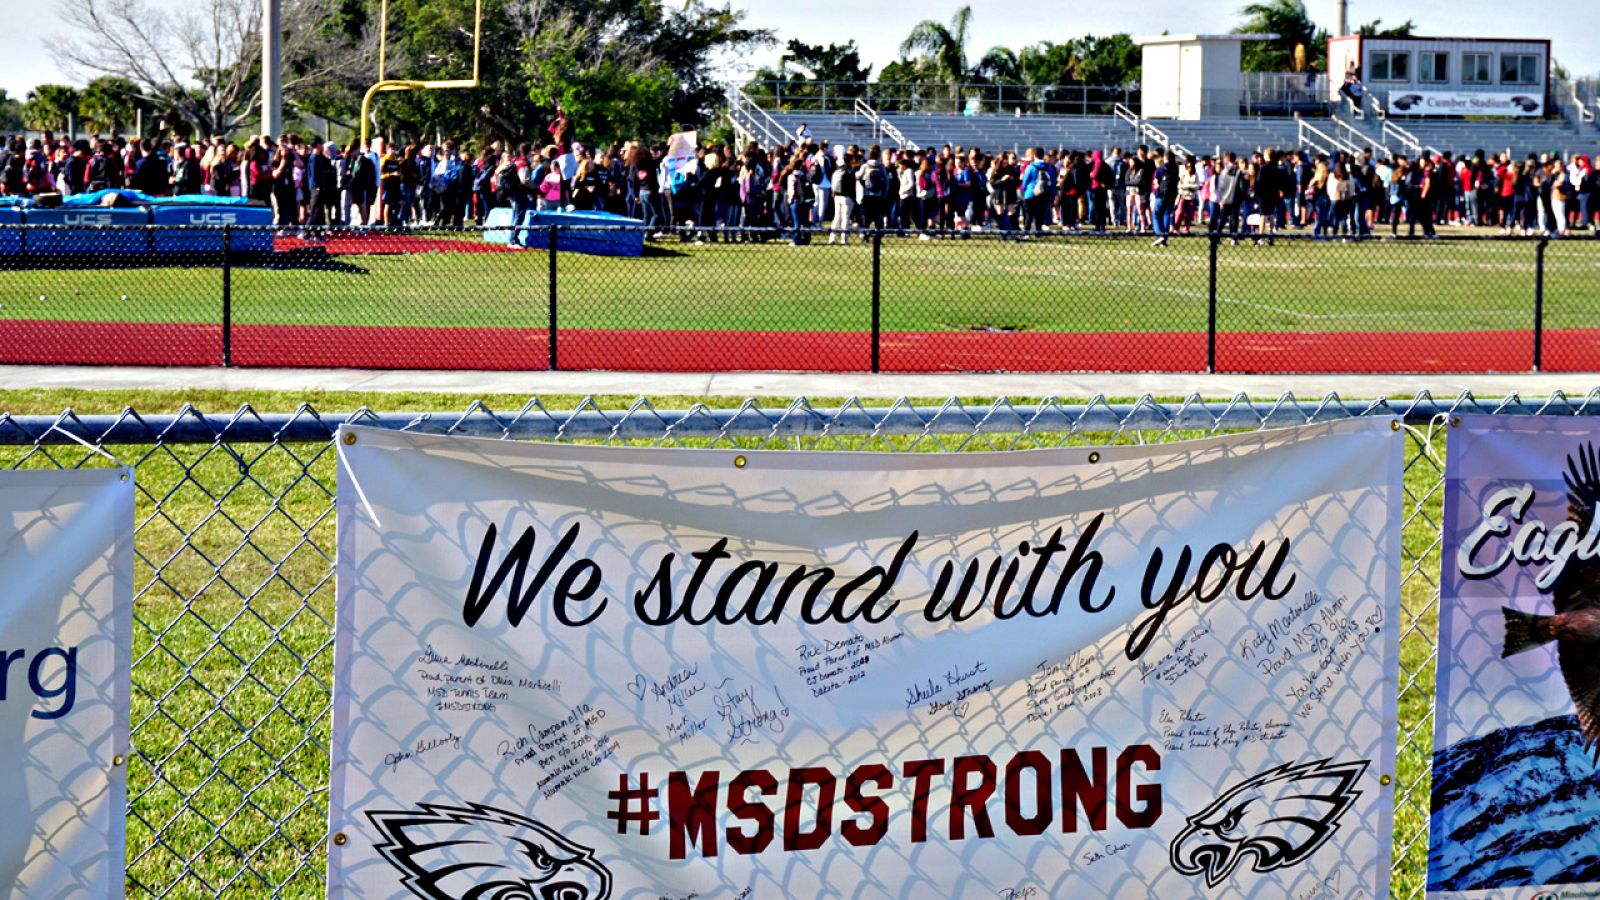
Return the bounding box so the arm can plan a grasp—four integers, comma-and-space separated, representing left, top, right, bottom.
336, 430, 384, 528
48, 423, 122, 466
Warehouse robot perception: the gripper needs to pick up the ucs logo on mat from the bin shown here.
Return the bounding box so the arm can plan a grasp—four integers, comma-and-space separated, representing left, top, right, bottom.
1169, 758, 1368, 888
367, 802, 612, 900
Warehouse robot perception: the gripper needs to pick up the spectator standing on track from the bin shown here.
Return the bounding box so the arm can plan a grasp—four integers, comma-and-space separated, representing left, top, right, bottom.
1020, 147, 1050, 235
782, 154, 811, 245
1087, 149, 1111, 231
345, 141, 378, 226
1212, 152, 1244, 243
858, 145, 887, 230
1151, 150, 1178, 246
304, 141, 337, 228
1175, 156, 1199, 234
173, 144, 204, 195
269, 137, 299, 226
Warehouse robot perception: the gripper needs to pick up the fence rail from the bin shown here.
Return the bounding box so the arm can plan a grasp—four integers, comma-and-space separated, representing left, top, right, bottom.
5, 391, 1600, 896
4, 224, 1597, 374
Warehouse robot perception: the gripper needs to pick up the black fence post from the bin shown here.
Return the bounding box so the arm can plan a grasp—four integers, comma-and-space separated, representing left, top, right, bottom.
221, 225, 232, 367
1207, 231, 1219, 374
871, 229, 882, 373
548, 225, 559, 371
1533, 236, 1547, 373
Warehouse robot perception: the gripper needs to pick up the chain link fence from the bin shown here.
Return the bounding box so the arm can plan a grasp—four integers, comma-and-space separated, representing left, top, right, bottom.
6, 391, 1600, 895
3, 225, 1597, 373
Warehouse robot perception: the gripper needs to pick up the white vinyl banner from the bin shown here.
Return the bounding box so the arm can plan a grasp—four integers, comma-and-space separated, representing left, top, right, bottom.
1, 469, 133, 898
329, 421, 1402, 900
1385, 90, 1544, 117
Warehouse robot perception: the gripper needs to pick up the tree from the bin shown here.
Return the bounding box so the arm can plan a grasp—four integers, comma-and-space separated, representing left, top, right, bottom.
78, 76, 152, 135
1067, 34, 1141, 85
373, 0, 767, 146
1234, 0, 1327, 72
899, 5, 974, 86
1355, 19, 1416, 37
0, 90, 23, 131
23, 84, 81, 133
746, 40, 871, 110
48, 0, 369, 136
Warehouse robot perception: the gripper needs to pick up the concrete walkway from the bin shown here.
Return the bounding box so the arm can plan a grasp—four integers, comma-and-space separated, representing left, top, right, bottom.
4, 365, 1598, 400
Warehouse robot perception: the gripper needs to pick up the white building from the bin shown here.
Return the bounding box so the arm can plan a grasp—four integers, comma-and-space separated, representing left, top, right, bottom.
1135, 34, 1277, 120
1328, 36, 1550, 117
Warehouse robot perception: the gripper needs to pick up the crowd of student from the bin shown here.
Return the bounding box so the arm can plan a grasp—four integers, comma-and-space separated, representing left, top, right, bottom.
4, 128, 1599, 243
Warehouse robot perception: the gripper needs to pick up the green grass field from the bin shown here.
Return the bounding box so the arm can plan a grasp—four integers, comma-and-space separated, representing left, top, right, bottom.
4, 235, 1597, 335
0, 388, 1446, 897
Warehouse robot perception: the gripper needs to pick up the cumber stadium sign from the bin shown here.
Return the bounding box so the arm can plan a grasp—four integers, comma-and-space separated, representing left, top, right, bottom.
1386, 90, 1543, 117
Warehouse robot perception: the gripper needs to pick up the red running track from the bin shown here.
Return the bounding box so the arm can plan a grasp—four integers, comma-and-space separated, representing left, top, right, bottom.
4, 320, 1596, 372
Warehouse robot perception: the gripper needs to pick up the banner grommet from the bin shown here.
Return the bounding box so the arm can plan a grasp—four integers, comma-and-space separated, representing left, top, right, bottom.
732, 454, 747, 468
332, 832, 348, 846
342, 432, 358, 446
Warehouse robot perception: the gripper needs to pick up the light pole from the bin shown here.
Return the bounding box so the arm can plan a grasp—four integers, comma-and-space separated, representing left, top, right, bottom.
262, 0, 282, 135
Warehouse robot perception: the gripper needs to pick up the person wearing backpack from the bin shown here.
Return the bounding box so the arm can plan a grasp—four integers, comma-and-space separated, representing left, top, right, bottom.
1, 138, 25, 195
346, 141, 378, 226
87, 141, 118, 192
858, 144, 888, 231
827, 150, 857, 244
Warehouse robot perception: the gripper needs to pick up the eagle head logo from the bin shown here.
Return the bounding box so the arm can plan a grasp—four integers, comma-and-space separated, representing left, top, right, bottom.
367, 802, 612, 900
1169, 758, 1368, 889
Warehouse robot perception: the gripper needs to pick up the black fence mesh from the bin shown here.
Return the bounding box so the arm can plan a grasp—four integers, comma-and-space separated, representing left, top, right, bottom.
0, 224, 1593, 373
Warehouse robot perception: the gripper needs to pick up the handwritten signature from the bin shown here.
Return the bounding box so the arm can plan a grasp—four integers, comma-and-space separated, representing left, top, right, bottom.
382, 731, 462, 773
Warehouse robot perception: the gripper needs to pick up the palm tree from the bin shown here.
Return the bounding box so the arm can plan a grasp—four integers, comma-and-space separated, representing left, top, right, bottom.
899, 5, 974, 88
1235, 0, 1324, 72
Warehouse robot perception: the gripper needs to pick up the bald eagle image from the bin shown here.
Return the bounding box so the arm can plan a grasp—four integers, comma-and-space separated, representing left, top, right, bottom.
1169, 758, 1367, 889
367, 802, 611, 900
1502, 442, 1600, 761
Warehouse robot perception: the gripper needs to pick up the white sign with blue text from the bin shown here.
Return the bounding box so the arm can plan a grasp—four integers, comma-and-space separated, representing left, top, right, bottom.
1, 469, 133, 899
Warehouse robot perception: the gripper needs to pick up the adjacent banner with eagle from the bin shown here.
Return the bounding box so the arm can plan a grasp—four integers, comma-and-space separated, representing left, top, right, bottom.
0, 469, 133, 899
328, 420, 1401, 899
1430, 416, 1600, 898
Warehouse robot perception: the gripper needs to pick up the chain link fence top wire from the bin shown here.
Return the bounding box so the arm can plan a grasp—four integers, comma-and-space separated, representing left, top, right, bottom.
6, 391, 1600, 896
3, 225, 1597, 373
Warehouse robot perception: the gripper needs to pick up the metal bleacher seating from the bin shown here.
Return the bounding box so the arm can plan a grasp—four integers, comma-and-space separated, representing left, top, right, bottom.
764, 110, 1595, 161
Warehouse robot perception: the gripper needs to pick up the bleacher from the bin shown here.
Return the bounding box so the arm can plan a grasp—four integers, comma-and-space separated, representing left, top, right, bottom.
761, 110, 1595, 160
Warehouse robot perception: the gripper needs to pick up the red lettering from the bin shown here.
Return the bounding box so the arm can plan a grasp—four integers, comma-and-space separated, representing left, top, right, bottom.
667, 769, 721, 860
841, 764, 892, 847
1116, 744, 1162, 828
949, 755, 997, 840
1059, 747, 1108, 832
1003, 750, 1052, 836
903, 758, 946, 843
725, 769, 777, 855
782, 766, 836, 852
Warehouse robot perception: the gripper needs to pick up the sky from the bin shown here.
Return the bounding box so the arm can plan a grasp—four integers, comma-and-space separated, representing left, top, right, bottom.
8, 0, 1598, 100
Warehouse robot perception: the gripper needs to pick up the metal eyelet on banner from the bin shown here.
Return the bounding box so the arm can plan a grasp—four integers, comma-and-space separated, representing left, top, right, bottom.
1380, 774, 1393, 786
1449, 416, 1461, 428
332, 832, 348, 846
1087, 451, 1101, 464
112, 754, 125, 767
733, 454, 747, 469
1390, 419, 1401, 432
342, 432, 358, 446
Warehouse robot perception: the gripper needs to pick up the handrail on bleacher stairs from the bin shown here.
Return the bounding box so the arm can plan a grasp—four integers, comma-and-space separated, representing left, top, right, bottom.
1380, 119, 1436, 159
1296, 114, 1363, 158
725, 84, 791, 148
852, 97, 918, 151
1112, 104, 1192, 158
1329, 115, 1383, 156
